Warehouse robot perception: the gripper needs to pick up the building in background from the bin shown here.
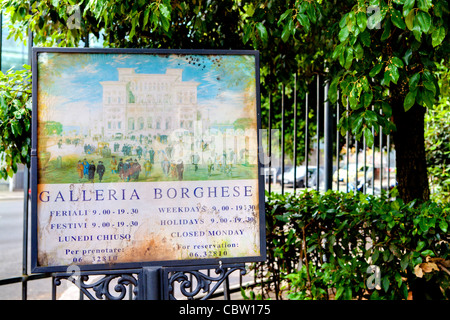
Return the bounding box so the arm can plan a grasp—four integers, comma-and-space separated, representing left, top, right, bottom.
100, 68, 201, 140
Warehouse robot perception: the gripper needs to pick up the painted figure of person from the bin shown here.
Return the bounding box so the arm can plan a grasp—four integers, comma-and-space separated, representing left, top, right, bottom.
176, 160, 184, 181
110, 156, 118, 174
144, 159, 152, 177
131, 159, 141, 181
76, 160, 84, 180
82, 158, 89, 178
161, 157, 170, 176
118, 158, 124, 180
207, 157, 213, 177
88, 160, 96, 182
97, 160, 105, 182
123, 159, 131, 182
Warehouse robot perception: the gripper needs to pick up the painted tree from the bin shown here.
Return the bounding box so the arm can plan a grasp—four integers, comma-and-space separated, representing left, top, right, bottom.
1, 0, 449, 203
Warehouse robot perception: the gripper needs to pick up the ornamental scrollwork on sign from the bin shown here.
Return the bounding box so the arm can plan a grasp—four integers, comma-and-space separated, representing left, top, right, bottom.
54, 272, 139, 300
167, 264, 247, 300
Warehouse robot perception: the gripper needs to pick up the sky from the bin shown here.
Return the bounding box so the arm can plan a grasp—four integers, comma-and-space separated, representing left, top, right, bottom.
37, 52, 257, 127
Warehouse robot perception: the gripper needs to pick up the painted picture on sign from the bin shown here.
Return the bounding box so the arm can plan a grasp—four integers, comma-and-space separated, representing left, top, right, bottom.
33, 49, 263, 271
37, 53, 258, 184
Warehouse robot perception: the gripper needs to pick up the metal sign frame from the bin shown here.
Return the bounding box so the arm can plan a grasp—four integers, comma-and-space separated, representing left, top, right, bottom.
31, 47, 265, 273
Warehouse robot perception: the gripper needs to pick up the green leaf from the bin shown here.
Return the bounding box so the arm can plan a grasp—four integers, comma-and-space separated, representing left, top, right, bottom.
416, 11, 431, 33
405, 10, 415, 30
278, 9, 292, 24
439, 219, 448, 232
160, 14, 170, 32
400, 254, 410, 270
339, 26, 349, 42
382, 276, 390, 292
328, 77, 339, 104
382, 101, 392, 117
391, 56, 404, 68
344, 46, 354, 69
363, 91, 374, 108
369, 62, 383, 77
422, 88, 435, 108
359, 30, 371, 47
159, 3, 171, 19
416, 240, 426, 251
381, 17, 392, 40
335, 287, 344, 300
391, 8, 406, 29
389, 64, 400, 84
404, 89, 417, 111
356, 11, 367, 32
281, 19, 293, 42
306, 4, 317, 24
432, 26, 446, 47
421, 249, 435, 257
243, 23, 252, 44
403, 49, 413, 65
423, 80, 436, 95
409, 72, 420, 90
403, 0, 415, 16
297, 13, 310, 31
256, 22, 268, 43
364, 127, 374, 147
143, 7, 151, 28
417, 0, 432, 12
354, 43, 364, 59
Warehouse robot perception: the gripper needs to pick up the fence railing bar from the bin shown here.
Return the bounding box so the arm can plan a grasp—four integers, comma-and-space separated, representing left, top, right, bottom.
281, 84, 286, 194
268, 93, 272, 194
380, 114, 383, 193
0, 273, 51, 286
324, 81, 332, 191
316, 76, 320, 191
363, 134, 367, 194
346, 99, 349, 193
22, 166, 29, 300
355, 138, 359, 191
305, 92, 309, 189
387, 134, 391, 197
372, 107, 375, 196
371, 126, 381, 196
336, 92, 340, 191
293, 73, 298, 193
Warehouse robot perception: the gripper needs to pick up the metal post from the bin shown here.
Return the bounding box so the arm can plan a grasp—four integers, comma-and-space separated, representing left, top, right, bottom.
324, 81, 332, 191
336, 92, 340, 191
293, 73, 297, 193
316, 76, 320, 191
22, 166, 29, 300
281, 84, 285, 195
140, 267, 162, 300
268, 93, 272, 194
305, 92, 309, 189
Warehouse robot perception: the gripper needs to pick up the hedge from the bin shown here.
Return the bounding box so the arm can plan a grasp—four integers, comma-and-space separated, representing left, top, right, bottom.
245, 190, 449, 300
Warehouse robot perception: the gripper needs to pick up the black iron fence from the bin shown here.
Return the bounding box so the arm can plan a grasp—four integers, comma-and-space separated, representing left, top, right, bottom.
264, 74, 396, 197
0, 73, 396, 300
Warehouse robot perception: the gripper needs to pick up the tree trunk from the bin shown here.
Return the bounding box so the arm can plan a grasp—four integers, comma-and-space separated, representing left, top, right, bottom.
391, 92, 430, 203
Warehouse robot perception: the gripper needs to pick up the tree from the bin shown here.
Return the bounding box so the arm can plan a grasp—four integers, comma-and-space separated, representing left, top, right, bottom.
253, 0, 449, 203
1, 0, 448, 204
0, 66, 31, 179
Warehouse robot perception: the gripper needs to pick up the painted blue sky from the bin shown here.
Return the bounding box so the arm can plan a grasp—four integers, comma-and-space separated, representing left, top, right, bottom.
37, 52, 256, 127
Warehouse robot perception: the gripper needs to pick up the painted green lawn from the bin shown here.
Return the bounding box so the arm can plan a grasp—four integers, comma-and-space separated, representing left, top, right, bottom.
39, 154, 258, 184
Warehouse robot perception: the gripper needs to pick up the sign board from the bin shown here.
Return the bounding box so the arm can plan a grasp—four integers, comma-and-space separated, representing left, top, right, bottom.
31, 48, 265, 272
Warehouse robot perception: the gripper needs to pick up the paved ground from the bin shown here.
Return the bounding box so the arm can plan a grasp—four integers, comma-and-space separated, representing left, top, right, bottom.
0, 191, 25, 201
